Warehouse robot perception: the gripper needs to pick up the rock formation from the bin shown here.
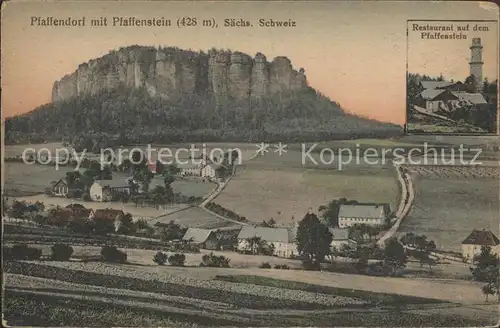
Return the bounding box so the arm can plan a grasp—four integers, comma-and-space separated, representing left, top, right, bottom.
52, 46, 308, 103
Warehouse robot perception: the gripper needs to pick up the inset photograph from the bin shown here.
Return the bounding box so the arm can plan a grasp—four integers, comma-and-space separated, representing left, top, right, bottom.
406, 20, 498, 134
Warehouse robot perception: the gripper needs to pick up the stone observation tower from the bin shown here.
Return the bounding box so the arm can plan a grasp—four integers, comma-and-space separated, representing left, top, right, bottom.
469, 37, 483, 90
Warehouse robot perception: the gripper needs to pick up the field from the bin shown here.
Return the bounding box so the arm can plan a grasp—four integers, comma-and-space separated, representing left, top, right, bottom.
4, 257, 497, 327
398, 173, 498, 252
215, 149, 400, 225
147, 206, 243, 229
3, 163, 77, 196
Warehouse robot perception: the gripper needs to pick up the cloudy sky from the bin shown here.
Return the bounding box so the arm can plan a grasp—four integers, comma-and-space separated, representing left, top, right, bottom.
1, 1, 498, 124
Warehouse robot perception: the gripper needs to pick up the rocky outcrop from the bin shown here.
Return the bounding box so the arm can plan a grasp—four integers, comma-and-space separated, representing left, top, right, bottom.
51, 46, 309, 103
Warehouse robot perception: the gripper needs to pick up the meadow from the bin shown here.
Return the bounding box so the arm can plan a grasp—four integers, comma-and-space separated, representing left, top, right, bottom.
4, 258, 496, 327
215, 149, 400, 225
398, 174, 498, 252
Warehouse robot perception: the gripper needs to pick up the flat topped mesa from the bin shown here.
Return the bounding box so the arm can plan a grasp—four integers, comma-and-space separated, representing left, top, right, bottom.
51, 46, 309, 102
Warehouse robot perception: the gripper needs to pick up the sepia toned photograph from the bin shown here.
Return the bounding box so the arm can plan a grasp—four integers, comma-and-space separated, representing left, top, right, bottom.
406, 19, 498, 134
1, 1, 499, 327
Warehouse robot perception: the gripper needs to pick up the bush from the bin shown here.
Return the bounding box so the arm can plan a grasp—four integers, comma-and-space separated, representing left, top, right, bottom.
8, 244, 42, 260
200, 252, 230, 268
274, 264, 290, 270
168, 253, 186, 266
153, 251, 168, 265
301, 260, 321, 271
51, 244, 74, 261
100, 246, 127, 263
259, 262, 271, 269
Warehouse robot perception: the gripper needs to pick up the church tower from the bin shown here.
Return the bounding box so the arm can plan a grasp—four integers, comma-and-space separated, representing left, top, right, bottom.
469, 37, 483, 91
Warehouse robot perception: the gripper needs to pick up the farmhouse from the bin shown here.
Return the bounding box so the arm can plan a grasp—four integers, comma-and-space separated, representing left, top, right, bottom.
338, 203, 390, 228
177, 162, 203, 176
50, 178, 69, 197
90, 209, 125, 232
329, 228, 357, 249
201, 163, 225, 180
46, 208, 73, 225
416, 89, 459, 112
237, 226, 297, 258
461, 229, 500, 262
182, 227, 240, 250
182, 228, 219, 250
417, 79, 487, 112
90, 179, 131, 202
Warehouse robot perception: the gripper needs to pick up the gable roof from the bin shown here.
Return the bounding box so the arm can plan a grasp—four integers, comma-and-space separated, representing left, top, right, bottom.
182, 228, 214, 243
420, 81, 454, 90
49, 208, 73, 220
94, 179, 130, 188
339, 204, 388, 219
177, 162, 201, 169
329, 228, 349, 240
451, 92, 487, 105
72, 208, 93, 219
51, 178, 68, 187
462, 229, 500, 246
237, 226, 296, 243
204, 163, 224, 170
93, 209, 124, 220
418, 88, 459, 101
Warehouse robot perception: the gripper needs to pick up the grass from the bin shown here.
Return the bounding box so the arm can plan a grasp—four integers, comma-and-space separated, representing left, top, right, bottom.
398, 176, 498, 252
4, 290, 229, 327
4, 261, 333, 310
4, 288, 485, 327
148, 206, 241, 229
215, 155, 399, 225
214, 275, 446, 307
4, 162, 77, 196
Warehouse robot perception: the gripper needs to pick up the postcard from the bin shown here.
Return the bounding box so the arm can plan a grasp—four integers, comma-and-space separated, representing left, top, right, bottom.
2, 1, 499, 327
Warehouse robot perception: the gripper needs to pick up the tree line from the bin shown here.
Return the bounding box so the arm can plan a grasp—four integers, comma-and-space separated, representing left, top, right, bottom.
5, 85, 401, 145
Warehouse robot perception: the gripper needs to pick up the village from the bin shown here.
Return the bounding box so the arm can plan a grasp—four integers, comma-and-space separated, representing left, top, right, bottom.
4, 147, 499, 276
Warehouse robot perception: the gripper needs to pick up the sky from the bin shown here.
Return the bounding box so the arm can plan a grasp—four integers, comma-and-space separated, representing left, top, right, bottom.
1, 1, 498, 125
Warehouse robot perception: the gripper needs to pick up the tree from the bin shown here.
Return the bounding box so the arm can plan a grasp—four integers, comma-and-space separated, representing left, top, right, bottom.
168, 253, 186, 266
153, 251, 168, 265
383, 237, 407, 276
247, 236, 264, 255
470, 246, 500, 301
464, 74, 477, 93
155, 160, 165, 175
155, 220, 186, 241
260, 218, 276, 227
51, 244, 74, 261
296, 212, 333, 268
320, 198, 358, 227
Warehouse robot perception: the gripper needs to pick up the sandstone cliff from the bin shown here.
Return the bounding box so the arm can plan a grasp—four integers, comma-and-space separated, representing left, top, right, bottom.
52, 46, 308, 103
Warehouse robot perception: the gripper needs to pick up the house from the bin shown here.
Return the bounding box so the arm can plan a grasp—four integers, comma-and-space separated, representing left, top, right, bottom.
338, 203, 390, 228
450, 92, 487, 108
90, 209, 125, 221
182, 228, 219, 250
201, 163, 225, 180
177, 162, 203, 176
419, 80, 455, 90
237, 226, 297, 258
51, 178, 69, 197
416, 89, 459, 112
46, 207, 73, 225
182, 227, 241, 250
89, 179, 131, 202
461, 229, 500, 263
419, 80, 467, 92
329, 228, 357, 250
148, 161, 158, 174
